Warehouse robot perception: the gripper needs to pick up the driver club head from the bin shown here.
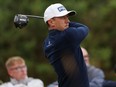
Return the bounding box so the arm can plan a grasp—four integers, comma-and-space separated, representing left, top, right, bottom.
14, 14, 29, 29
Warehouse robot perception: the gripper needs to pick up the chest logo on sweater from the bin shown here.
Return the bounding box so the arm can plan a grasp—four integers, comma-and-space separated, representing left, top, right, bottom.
46, 41, 52, 47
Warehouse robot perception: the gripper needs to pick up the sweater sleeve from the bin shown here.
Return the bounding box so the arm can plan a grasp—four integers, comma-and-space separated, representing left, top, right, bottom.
64, 22, 89, 45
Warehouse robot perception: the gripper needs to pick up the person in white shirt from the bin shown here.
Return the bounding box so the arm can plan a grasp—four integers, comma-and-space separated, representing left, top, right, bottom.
0, 56, 44, 87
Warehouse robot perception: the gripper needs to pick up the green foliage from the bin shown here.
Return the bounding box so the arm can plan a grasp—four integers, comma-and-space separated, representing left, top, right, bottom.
0, 0, 116, 85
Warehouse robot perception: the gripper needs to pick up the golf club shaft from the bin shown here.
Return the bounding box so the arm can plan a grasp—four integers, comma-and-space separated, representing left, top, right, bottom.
25, 14, 44, 19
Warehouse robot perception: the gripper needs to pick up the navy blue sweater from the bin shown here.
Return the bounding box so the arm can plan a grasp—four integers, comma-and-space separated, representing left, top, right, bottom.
44, 22, 90, 87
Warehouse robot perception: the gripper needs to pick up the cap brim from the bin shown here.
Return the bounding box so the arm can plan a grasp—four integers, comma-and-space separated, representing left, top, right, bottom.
53, 10, 76, 18
68, 10, 76, 16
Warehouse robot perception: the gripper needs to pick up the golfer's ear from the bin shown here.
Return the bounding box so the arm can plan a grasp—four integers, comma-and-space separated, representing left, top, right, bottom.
47, 19, 55, 27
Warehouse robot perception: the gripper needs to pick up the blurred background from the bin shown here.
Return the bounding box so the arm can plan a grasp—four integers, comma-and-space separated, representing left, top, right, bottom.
0, 0, 116, 86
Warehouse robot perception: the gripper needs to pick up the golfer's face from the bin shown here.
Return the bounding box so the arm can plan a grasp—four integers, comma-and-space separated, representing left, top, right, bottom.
53, 15, 70, 31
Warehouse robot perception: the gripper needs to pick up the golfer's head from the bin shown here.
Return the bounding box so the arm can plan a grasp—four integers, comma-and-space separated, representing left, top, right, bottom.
44, 3, 76, 23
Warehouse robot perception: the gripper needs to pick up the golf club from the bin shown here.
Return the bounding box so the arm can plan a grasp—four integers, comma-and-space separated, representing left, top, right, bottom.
14, 14, 43, 29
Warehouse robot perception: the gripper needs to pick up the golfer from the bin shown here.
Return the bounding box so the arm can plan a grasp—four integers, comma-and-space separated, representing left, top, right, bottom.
43, 3, 90, 87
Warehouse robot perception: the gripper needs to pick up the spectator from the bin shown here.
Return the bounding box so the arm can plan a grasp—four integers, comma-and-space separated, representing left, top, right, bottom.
81, 47, 105, 87
81, 47, 116, 87
0, 56, 44, 87
43, 3, 89, 87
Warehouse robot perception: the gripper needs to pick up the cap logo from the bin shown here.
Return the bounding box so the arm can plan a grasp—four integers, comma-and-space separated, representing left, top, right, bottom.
57, 6, 66, 12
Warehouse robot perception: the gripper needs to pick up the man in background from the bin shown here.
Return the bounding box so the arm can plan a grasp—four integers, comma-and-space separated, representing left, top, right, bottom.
0, 56, 44, 87
81, 47, 105, 87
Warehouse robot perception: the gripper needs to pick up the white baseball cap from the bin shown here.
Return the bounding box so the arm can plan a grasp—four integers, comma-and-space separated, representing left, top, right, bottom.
44, 3, 76, 23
